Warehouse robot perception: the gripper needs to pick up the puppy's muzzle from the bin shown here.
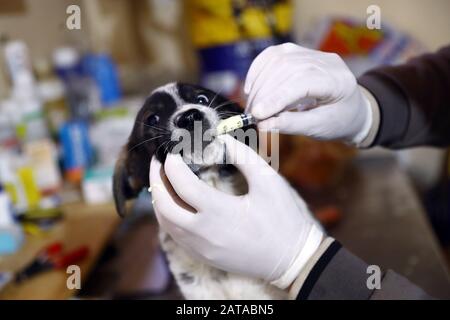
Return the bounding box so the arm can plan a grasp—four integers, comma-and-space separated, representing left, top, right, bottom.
175, 109, 205, 130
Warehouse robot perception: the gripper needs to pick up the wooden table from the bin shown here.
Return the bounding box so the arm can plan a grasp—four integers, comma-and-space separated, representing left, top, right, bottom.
323, 157, 450, 299
0, 202, 120, 300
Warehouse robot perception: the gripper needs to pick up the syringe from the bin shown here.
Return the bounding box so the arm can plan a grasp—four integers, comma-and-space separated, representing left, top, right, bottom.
216, 114, 257, 135
216, 97, 317, 135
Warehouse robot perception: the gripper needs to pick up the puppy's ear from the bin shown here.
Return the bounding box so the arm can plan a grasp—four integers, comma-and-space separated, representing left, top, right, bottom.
113, 131, 153, 217
113, 151, 134, 217
113, 91, 177, 217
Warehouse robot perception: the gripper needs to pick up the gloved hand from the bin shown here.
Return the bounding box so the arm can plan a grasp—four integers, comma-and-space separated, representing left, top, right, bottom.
149, 135, 324, 289
245, 43, 373, 145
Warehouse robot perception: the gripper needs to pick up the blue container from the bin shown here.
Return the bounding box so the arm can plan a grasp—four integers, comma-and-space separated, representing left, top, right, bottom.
0, 185, 23, 255
59, 121, 93, 171
82, 53, 121, 106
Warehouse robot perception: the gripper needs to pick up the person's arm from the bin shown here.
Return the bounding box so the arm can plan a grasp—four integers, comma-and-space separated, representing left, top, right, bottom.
358, 46, 450, 148
289, 238, 434, 300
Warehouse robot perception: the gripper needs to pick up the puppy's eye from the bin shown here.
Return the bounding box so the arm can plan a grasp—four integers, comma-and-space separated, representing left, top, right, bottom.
196, 94, 209, 105
146, 114, 160, 126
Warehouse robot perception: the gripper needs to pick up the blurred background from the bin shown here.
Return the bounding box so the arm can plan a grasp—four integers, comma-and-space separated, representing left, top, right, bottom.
0, 0, 449, 299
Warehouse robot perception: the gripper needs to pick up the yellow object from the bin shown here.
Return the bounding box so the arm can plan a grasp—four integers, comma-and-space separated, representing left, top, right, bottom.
4, 182, 18, 205
15, 123, 27, 140
23, 223, 48, 236
24, 139, 62, 193
24, 207, 62, 220
187, 0, 293, 48
17, 167, 40, 210
188, 0, 240, 47
216, 114, 256, 135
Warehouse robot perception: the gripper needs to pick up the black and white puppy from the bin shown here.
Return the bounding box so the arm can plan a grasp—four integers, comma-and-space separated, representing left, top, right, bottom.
113, 83, 286, 299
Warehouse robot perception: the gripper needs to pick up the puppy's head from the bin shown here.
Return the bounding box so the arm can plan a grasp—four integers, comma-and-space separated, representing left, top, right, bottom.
113, 82, 249, 217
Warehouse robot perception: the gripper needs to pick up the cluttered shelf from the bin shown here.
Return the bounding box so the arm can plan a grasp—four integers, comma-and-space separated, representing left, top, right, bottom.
0, 202, 119, 300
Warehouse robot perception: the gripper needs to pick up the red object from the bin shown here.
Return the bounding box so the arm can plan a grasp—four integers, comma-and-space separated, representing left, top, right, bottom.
53, 246, 89, 268
318, 20, 383, 57
15, 242, 90, 282
42, 242, 63, 256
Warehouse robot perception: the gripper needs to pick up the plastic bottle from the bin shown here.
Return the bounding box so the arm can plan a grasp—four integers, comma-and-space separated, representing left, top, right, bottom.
4, 41, 49, 142
12, 73, 49, 142
35, 59, 69, 138
53, 47, 101, 121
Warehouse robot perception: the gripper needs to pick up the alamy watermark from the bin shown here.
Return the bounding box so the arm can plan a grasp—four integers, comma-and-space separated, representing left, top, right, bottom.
167, 121, 280, 175
66, 5, 81, 30
366, 5, 381, 30
66, 265, 81, 290
366, 265, 381, 290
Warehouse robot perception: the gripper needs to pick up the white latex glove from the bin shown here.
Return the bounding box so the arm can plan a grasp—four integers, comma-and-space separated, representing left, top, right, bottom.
245, 43, 373, 145
149, 135, 323, 289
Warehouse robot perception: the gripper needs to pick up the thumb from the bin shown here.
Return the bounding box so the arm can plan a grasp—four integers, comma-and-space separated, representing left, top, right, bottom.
164, 153, 223, 209
149, 156, 195, 227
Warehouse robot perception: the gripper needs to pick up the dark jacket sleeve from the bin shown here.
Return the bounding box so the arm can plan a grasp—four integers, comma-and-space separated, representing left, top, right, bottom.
358, 46, 450, 148
296, 241, 433, 300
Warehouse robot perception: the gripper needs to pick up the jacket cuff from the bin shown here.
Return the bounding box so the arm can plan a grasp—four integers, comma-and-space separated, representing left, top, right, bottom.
294, 241, 375, 300
358, 72, 410, 148
357, 86, 381, 148
288, 237, 334, 299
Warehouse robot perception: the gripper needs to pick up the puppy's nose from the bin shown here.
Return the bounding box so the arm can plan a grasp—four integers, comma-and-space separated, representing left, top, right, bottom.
176, 109, 204, 130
